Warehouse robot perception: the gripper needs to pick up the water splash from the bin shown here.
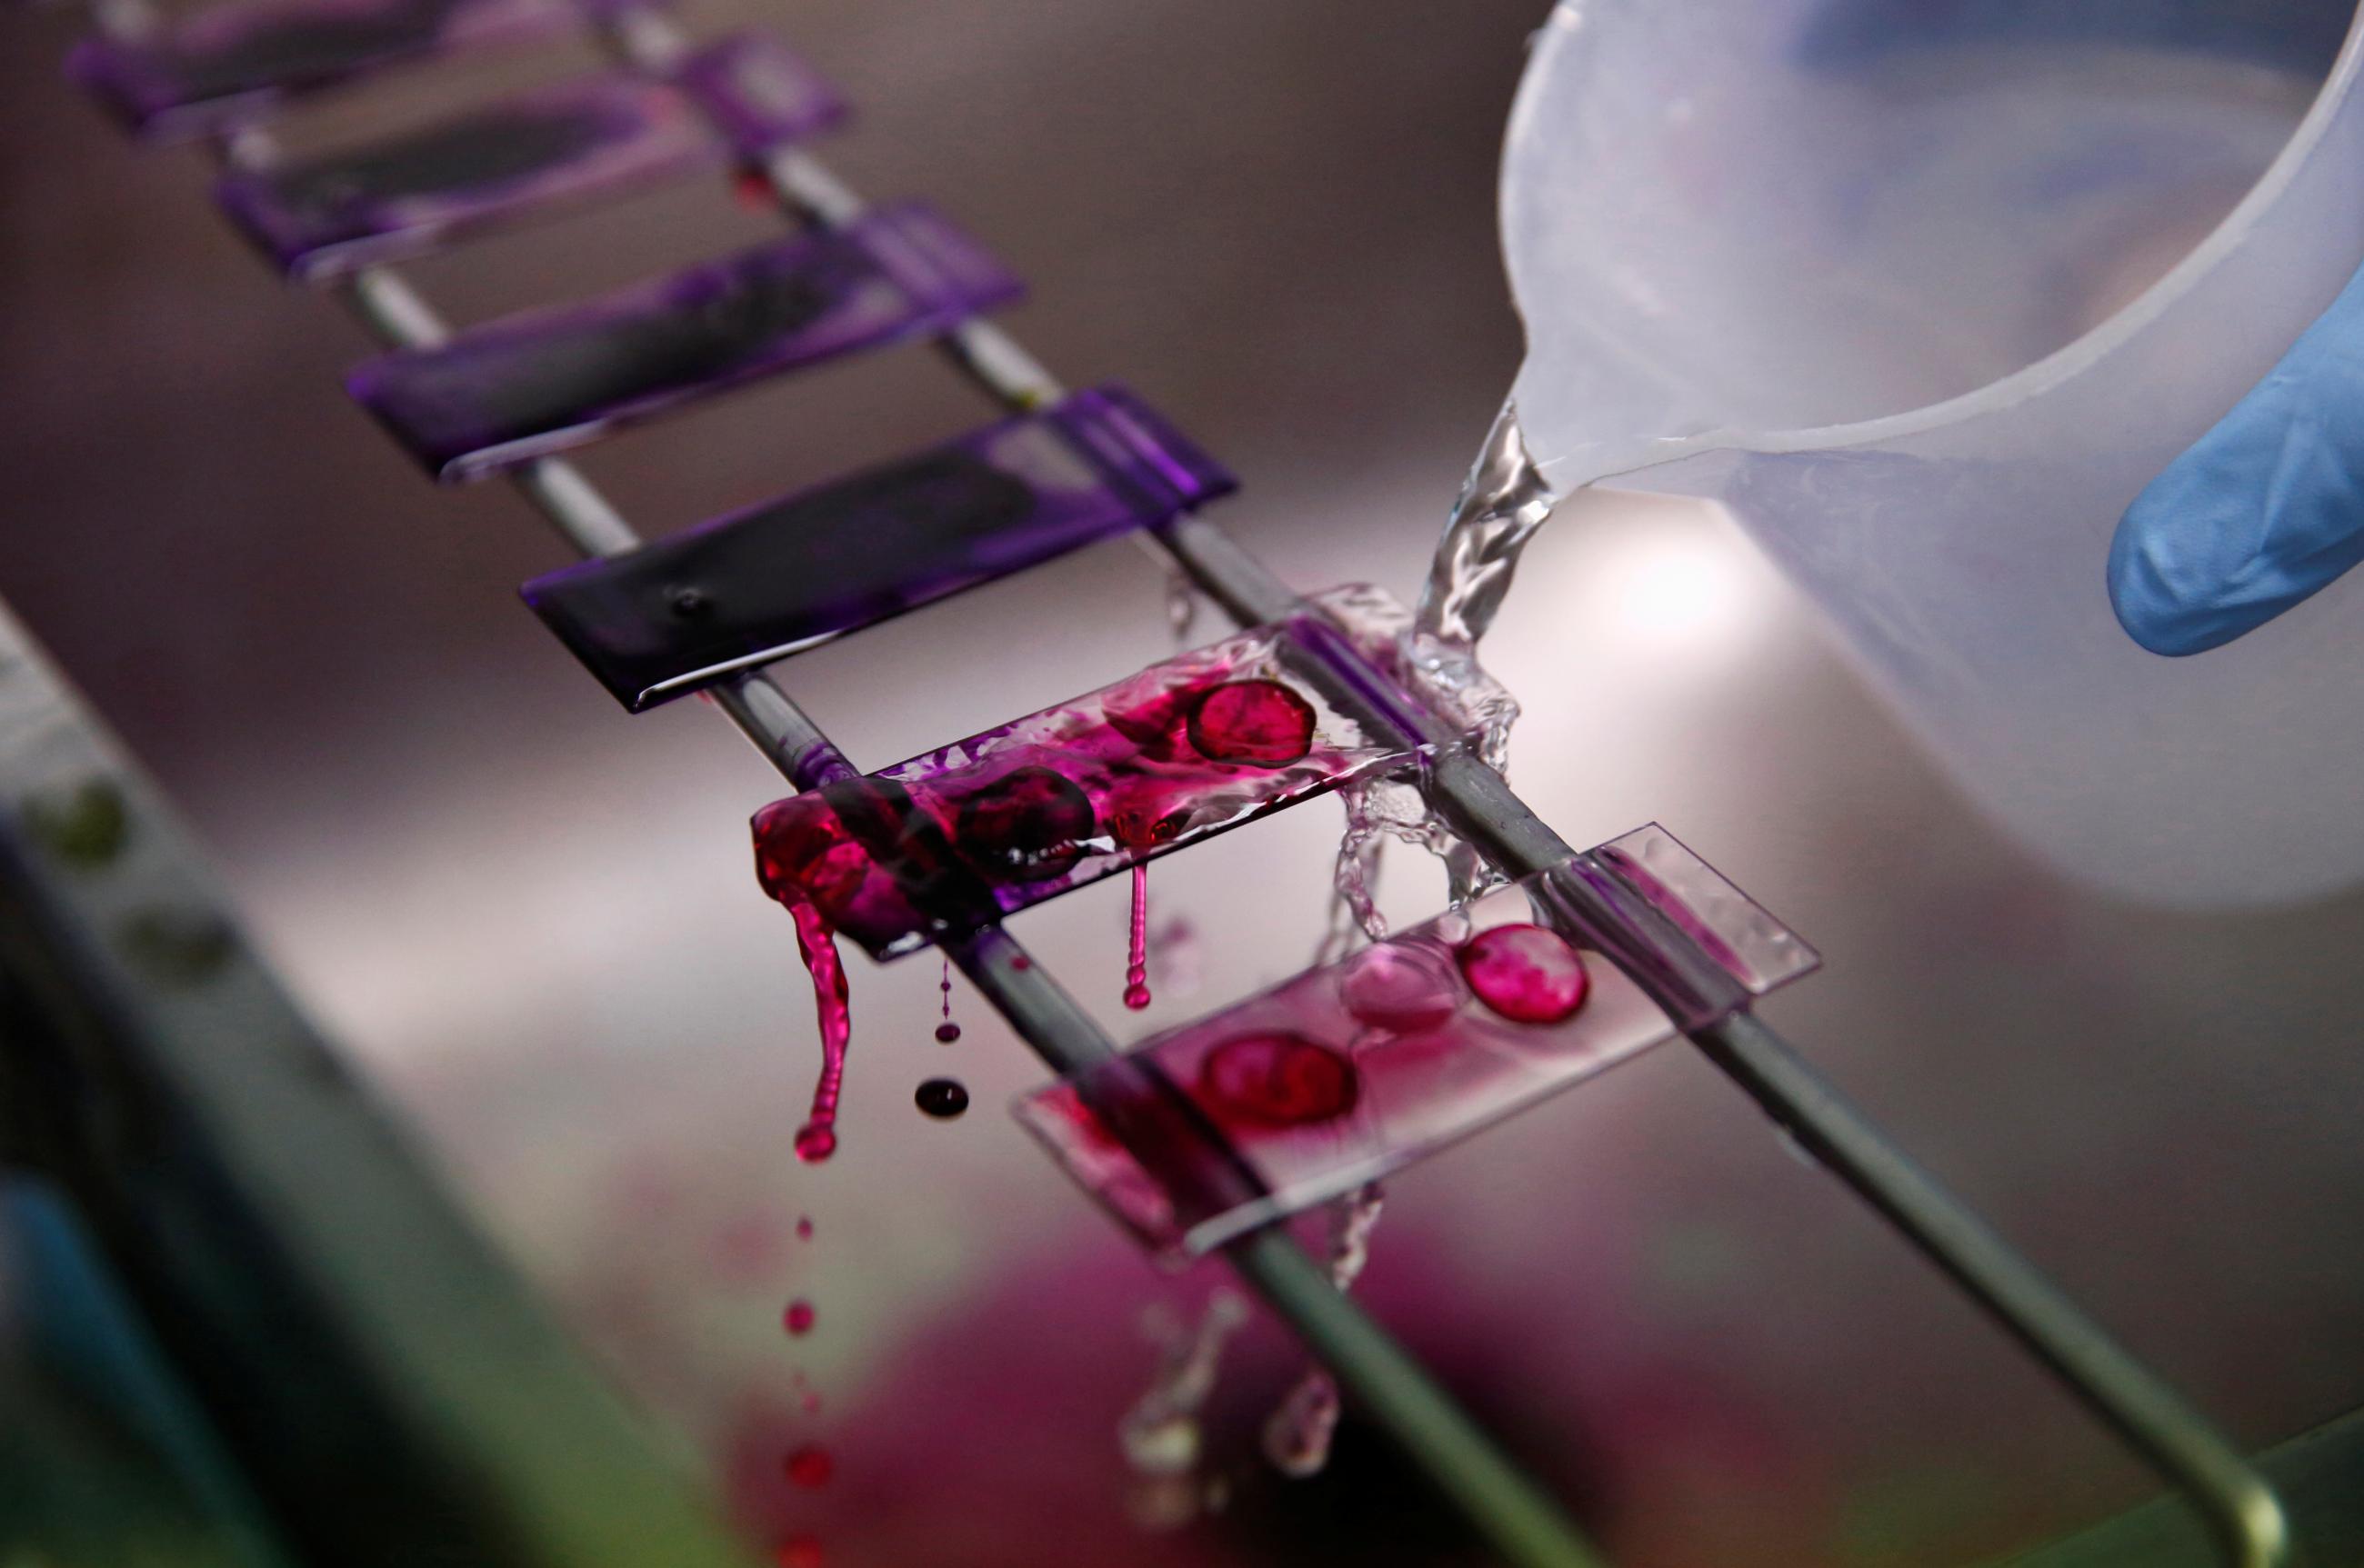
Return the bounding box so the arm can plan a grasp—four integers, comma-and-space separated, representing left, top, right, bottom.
1312, 399, 1557, 942
1262, 1182, 1386, 1478
1414, 399, 1562, 667
787, 903, 851, 1163
1120, 1289, 1249, 1507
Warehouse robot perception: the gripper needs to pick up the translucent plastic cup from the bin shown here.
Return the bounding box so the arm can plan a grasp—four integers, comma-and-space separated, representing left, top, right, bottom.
1502, 0, 2364, 906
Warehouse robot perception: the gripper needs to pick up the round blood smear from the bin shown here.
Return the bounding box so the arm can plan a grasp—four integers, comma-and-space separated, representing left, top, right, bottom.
1199, 1033, 1359, 1126
954, 765, 1097, 880
1336, 943, 1462, 1033
1187, 679, 1317, 766
1457, 924, 1589, 1024
785, 1443, 834, 1489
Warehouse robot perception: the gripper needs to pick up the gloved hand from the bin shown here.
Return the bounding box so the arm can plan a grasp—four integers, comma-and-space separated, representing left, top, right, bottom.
2109, 263, 2364, 654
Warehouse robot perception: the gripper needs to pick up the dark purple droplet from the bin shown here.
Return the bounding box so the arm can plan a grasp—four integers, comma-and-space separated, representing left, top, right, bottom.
1186, 678, 1317, 767
915, 1077, 970, 1119
953, 764, 1097, 881
1457, 924, 1589, 1024
1198, 1033, 1358, 1127
934, 1021, 962, 1044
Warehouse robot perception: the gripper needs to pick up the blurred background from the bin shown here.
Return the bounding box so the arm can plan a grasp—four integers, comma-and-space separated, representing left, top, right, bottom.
4, 2, 2363, 1564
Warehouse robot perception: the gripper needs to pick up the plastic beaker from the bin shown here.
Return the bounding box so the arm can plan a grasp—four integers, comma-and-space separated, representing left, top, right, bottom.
1500, 0, 2364, 906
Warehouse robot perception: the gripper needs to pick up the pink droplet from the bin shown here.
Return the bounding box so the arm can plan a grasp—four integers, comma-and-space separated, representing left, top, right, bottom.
934, 1021, 962, 1044
1457, 924, 1589, 1024
788, 903, 852, 1164
784, 1299, 816, 1336
1199, 1033, 1359, 1127
1123, 862, 1153, 1011
776, 1534, 824, 1568
785, 1443, 834, 1489
733, 165, 777, 211
795, 1215, 814, 1242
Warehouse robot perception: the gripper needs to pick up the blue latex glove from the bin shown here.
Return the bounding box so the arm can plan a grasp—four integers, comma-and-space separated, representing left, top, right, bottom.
2109, 263, 2364, 654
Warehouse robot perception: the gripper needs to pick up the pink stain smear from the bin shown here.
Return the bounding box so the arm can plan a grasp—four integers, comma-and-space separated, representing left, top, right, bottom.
784, 1300, 816, 1337
1457, 922, 1589, 1024
789, 902, 851, 1164
1198, 1033, 1359, 1126
1123, 862, 1153, 1011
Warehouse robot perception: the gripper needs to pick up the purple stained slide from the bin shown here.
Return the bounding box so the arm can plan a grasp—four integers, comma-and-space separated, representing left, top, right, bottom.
1017, 824, 1820, 1261
750, 585, 1440, 960
212, 35, 844, 280
348, 203, 1020, 479
68, 0, 590, 141
521, 385, 1236, 710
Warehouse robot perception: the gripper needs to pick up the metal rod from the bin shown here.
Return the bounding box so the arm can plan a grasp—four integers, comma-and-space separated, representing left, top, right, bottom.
623, 15, 2289, 1552
235, 29, 1600, 1565
106, 4, 2284, 1560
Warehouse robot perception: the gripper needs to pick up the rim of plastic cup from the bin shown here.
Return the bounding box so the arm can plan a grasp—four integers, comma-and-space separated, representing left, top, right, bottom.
1503, 3, 2364, 469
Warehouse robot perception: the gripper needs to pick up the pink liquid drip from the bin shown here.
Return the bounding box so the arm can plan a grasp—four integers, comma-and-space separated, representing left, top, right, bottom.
788, 902, 852, 1164
795, 1215, 814, 1241
776, 1537, 823, 1568
1123, 862, 1152, 1010
784, 1299, 816, 1336
936, 954, 961, 1043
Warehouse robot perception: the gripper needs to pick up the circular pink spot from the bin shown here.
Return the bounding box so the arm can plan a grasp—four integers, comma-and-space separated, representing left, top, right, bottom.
1199, 1033, 1359, 1127
1336, 943, 1461, 1032
784, 1299, 815, 1336
793, 1124, 836, 1164
1187, 679, 1317, 766
1457, 924, 1588, 1024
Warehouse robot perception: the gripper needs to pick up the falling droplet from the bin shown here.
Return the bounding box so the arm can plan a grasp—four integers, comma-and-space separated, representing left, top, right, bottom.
784, 1443, 834, 1489
935, 954, 961, 1043
915, 1077, 969, 1119
1123, 862, 1153, 1011
795, 1215, 814, 1242
776, 1536, 824, 1568
787, 903, 852, 1164
784, 1299, 816, 1337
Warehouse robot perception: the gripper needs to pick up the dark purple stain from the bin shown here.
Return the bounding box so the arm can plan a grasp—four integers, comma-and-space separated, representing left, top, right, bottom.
524, 386, 1235, 711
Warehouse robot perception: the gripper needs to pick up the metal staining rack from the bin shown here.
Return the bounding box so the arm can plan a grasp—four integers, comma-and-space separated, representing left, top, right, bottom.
7, 2, 2299, 1564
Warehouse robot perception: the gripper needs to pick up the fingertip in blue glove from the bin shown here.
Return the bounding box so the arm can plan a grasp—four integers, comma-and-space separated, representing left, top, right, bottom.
2109, 265, 2364, 656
